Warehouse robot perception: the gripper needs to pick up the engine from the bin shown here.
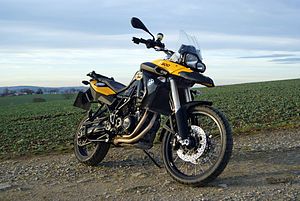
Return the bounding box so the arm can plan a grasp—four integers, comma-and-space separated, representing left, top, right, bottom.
116, 115, 136, 134
113, 98, 141, 135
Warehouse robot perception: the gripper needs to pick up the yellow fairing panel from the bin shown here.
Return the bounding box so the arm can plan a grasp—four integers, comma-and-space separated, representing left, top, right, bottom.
152, 59, 193, 76
90, 80, 116, 95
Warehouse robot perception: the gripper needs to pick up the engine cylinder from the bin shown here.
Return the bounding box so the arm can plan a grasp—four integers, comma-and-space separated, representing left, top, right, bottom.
122, 116, 135, 132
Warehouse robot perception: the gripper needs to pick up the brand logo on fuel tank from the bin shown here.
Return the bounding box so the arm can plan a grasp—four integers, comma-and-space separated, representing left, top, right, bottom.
158, 61, 170, 67
148, 79, 154, 86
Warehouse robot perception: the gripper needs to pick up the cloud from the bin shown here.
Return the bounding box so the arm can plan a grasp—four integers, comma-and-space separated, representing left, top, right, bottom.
1, 0, 300, 87
269, 58, 300, 64
194, 33, 300, 52
239, 54, 295, 59
237, 52, 300, 64
1, 0, 300, 37
1, 0, 300, 51
2, 20, 300, 53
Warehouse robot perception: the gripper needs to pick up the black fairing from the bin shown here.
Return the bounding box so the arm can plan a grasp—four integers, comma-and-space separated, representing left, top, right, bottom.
178, 71, 215, 87
140, 62, 168, 75
140, 71, 172, 115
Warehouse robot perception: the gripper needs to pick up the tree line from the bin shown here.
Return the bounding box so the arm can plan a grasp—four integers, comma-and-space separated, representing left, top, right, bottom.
1, 88, 82, 97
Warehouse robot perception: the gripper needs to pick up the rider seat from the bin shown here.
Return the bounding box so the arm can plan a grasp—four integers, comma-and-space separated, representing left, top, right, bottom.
91, 71, 127, 93
103, 79, 126, 93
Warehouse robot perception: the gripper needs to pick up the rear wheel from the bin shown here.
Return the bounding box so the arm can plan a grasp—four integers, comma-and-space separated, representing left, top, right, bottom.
162, 105, 233, 186
74, 115, 110, 166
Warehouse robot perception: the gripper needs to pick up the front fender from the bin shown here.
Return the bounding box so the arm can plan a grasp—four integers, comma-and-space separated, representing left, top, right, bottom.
159, 101, 213, 142
182, 100, 213, 111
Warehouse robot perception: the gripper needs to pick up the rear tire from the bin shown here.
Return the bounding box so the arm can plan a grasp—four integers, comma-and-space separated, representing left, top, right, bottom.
74, 115, 110, 166
162, 105, 233, 186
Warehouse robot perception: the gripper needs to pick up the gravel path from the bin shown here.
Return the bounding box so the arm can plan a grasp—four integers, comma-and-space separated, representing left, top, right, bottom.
1, 128, 299, 200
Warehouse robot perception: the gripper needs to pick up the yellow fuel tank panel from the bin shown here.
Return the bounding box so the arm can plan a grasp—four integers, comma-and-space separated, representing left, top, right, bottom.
152, 59, 193, 76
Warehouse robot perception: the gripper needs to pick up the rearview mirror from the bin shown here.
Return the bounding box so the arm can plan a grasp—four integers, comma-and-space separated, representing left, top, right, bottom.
131, 17, 149, 32
131, 17, 154, 40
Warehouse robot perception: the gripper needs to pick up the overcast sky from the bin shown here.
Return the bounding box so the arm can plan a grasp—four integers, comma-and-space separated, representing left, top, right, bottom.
0, 0, 299, 87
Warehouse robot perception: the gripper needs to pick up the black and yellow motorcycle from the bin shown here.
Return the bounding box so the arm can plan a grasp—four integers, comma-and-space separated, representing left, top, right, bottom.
73, 17, 232, 186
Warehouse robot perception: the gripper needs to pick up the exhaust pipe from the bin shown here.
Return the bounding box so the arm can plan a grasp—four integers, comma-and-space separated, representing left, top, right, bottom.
117, 110, 149, 140
113, 113, 158, 145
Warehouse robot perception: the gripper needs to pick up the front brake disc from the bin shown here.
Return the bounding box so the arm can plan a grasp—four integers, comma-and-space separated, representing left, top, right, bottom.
176, 125, 207, 164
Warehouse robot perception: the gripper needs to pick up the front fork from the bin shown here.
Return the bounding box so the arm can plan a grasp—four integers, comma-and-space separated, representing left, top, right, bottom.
169, 78, 191, 143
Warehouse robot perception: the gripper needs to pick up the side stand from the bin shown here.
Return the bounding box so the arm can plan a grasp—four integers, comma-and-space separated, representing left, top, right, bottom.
143, 150, 162, 169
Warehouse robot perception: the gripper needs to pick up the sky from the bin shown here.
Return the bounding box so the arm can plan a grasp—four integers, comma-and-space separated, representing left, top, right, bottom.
0, 0, 300, 87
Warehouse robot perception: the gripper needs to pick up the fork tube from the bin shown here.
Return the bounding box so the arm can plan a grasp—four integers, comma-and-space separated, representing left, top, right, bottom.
185, 88, 192, 102
170, 78, 180, 112
169, 78, 189, 140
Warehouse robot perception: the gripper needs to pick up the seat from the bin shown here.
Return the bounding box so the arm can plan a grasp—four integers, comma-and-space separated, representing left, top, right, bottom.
103, 79, 126, 93
91, 72, 126, 93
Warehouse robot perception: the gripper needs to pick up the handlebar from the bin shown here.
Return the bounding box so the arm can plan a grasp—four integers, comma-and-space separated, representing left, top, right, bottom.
132, 37, 165, 49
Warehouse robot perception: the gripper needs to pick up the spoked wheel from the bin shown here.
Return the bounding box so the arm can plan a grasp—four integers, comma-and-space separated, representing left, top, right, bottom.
162, 105, 233, 186
74, 115, 110, 166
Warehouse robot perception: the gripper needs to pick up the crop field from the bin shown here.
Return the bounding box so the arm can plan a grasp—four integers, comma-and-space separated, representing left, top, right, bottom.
0, 94, 75, 106
0, 79, 299, 154
196, 78, 299, 133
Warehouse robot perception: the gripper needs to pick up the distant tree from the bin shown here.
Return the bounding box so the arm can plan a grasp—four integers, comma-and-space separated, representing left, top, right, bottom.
79, 88, 87, 92
36, 88, 43, 94
70, 88, 77, 93
2, 88, 9, 96
44, 89, 51, 94
21, 88, 34, 95
49, 89, 59, 94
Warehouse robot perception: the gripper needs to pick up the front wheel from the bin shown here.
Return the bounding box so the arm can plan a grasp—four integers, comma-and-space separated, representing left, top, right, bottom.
162, 105, 233, 186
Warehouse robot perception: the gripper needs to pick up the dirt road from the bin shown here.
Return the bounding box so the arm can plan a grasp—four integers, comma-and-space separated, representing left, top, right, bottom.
1, 129, 299, 200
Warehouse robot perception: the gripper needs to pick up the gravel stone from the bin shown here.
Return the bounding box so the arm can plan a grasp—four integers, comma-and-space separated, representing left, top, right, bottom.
0, 128, 299, 200
0, 183, 12, 191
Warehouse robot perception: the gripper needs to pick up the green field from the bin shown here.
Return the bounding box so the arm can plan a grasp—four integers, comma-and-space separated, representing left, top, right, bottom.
195, 79, 299, 133
0, 94, 76, 106
0, 79, 299, 154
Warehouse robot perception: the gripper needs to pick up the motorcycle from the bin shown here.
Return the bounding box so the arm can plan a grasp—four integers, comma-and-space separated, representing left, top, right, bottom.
73, 17, 233, 186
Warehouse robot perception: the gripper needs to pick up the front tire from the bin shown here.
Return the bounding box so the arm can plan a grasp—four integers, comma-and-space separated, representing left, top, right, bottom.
74, 115, 110, 166
162, 105, 233, 186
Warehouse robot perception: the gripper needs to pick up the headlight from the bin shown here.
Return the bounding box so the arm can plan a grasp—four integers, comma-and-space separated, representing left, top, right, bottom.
185, 53, 198, 68
185, 53, 206, 73
196, 61, 206, 73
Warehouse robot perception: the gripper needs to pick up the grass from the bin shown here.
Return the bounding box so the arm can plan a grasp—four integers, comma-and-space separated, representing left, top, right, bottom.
195, 78, 300, 134
0, 94, 76, 106
0, 79, 299, 154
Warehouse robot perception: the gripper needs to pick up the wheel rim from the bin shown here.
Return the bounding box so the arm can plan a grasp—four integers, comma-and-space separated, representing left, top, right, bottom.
166, 110, 225, 178
75, 119, 99, 159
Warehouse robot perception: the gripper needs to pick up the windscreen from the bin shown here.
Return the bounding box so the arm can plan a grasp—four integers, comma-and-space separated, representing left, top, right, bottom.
177, 30, 203, 60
